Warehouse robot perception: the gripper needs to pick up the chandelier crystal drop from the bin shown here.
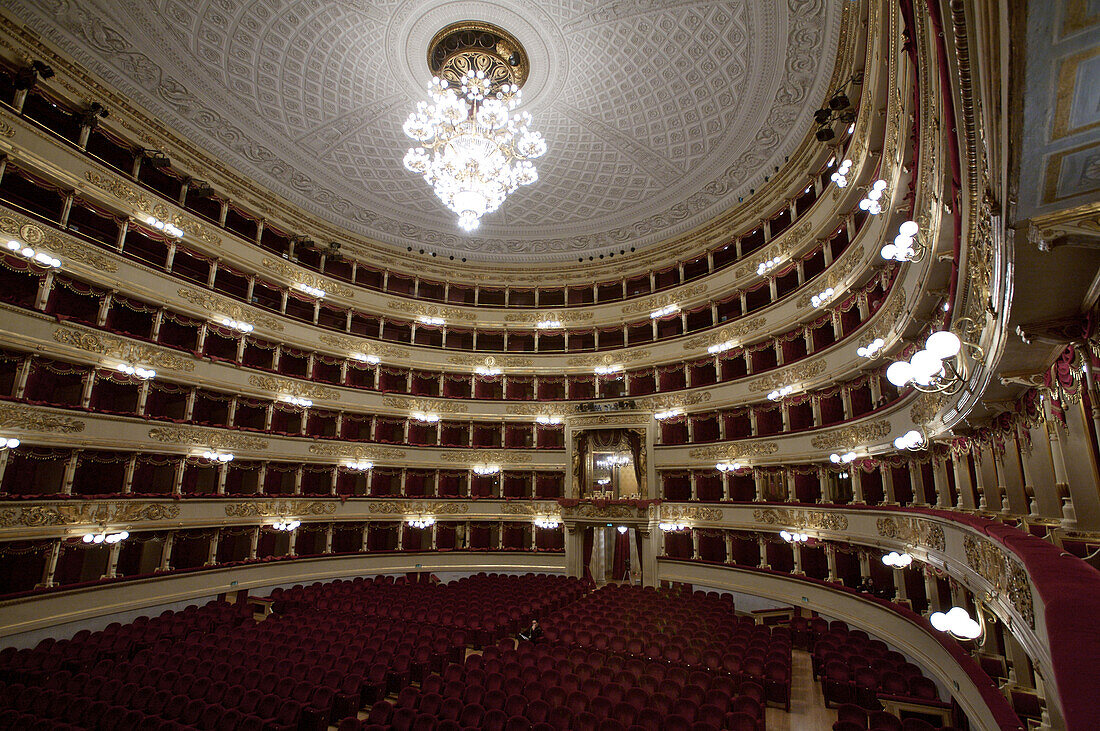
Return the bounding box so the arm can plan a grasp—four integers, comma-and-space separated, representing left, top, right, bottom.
403, 74, 546, 232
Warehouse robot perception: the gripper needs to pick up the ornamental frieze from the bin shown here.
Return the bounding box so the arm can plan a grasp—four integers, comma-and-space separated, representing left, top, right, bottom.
562, 504, 648, 520
177, 288, 284, 331
863, 286, 907, 342
247, 375, 340, 401
503, 311, 593, 324
732, 222, 812, 278
261, 258, 354, 298
386, 300, 477, 322
0, 216, 118, 272
753, 508, 848, 531
621, 283, 708, 316
224, 501, 336, 518
809, 419, 892, 450
53, 327, 196, 372
0, 118, 14, 137
0, 501, 180, 528
687, 442, 779, 460
447, 354, 533, 368
682, 316, 767, 351
566, 350, 651, 367
308, 443, 407, 460
876, 516, 946, 552
750, 359, 827, 392
148, 426, 269, 451
909, 391, 947, 425
506, 403, 579, 416
963, 535, 1035, 629
369, 501, 469, 516
639, 391, 712, 411
501, 502, 560, 516
795, 248, 863, 309
662, 505, 723, 522
381, 396, 468, 414
317, 334, 410, 360
439, 450, 534, 464
0, 404, 85, 433
569, 414, 648, 427
83, 171, 221, 246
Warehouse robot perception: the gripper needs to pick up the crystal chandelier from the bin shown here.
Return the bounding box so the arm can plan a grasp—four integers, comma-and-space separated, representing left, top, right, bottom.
402, 22, 546, 232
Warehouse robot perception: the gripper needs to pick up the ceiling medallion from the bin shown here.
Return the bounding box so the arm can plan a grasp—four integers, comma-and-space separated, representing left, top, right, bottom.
402, 21, 547, 232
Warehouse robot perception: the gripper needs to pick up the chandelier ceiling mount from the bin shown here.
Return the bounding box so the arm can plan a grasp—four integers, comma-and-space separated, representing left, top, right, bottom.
403, 21, 546, 232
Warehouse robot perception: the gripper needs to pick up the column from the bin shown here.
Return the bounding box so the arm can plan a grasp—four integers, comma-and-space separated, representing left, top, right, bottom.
923, 569, 943, 613
850, 468, 865, 504
249, 528, 259, 559
792, 543, 804, 575
973, 450, 990, 510
60, 451, 80, 495
952, 454, 975, 510
993, 451, 1011, 513
881, 465, 897, 504
825, 544, 839, 582
691, 530, 701, 560
1042, 397, 1074, 525
121, 455, 137, 495
893, 567, 908, 604
689, 472, 698, 501
286, 529, 297, 557
753, 469, 765, 501
158, 531, 175, 572
40, 542, 61, 588
206, 532, 220, 566
104, 543, 121, 579
786, 469, 797, 502
932, 458, 950, 508
724, 533, 734, 564
757, 537, 770, 569
910, 461, 928, 505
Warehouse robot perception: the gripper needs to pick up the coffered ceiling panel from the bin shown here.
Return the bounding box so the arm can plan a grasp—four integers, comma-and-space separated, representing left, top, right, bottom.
9, 0, 843, 262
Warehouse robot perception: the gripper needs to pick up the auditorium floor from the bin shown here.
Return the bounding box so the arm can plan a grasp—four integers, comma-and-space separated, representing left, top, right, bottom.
767, 649, 838, 730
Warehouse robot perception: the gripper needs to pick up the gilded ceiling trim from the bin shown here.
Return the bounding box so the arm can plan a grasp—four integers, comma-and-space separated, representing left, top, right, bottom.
0, 214, 118, 272
177, 288, 284, 332
147, 426, 269, 451
809, 419, 892, 450
753, 507, 848, 531
876, 516, 946, 552
247, 374, 340, 401
83, 171, 221, 246
0, 501, 180, 528
963, 534, 1036, 630
0, 403, 85, 433
53, 327, 196, 373
224, 501, 336, 518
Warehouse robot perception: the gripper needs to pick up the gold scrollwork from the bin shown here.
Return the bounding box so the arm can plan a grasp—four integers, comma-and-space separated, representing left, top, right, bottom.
687, 442, 779, 460
386, 300, 477, 321
639, 391, 712, 411
963, 535, 1035, 629
308, 443, 407, 460
661, 505, 723, 522
84, 172, 221, 245
439, 450, 534, 464
247, 375, 339, 401
909, 392, 948, 425
369, 501, 469, 515
621, 283, 708, 316
506, 403, 579, 416
448, 354, 533, 367
568, 414, 648, 427
381, 396, 468, 414
224, 501, 337, 518
261, 258, 354, 298
809, 419, 892, 450
503, 311, 593, 324
177, 288, 284, 331
876, 516, 946, 552
148, 426, 269, 451
0, 119, 14, 138
318, 334, 410, 360
53, 327, 196, 372
753, 508, 848, 531
501, 502, 560, 516
562, 504, 647, 519
566, 350, 651, 367
0, 404, 85, 433
0, 215, 119, 272
750, 359, 827, 392
0, 501, 180, 528
683, 316, 768, 351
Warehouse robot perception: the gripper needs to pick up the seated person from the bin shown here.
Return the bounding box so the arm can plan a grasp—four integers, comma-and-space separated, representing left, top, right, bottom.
518, 619, 543, 643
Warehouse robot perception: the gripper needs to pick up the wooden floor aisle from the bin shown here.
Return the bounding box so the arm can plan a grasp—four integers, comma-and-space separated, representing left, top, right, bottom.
766, 649, 838, 731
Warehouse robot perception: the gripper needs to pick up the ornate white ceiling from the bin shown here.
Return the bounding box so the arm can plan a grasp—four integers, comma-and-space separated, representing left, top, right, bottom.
13, 0, 843, 262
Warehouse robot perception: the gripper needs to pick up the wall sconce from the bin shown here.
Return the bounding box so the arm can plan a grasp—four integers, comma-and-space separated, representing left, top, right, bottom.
412, 412, 440, 423
0, 437, 19, 450
885, 322, 983, 394
536, 415, 562, 425
829, 159, 853, 186
767, 385, 794, 401
650, 304, 680, 319
144, 215, 183, 238
6, 239, 61, 268
272, 520, 300, 532
83, 530, 128, 544
345, 459, 373, 471
830, 451, 857, 464
294, 282, 326, 298
811, 287, 837, 308
780, 530, 809, 543
280, 394, 312, 408
757, 256, 783, 276
654, 408, 682, 421
352, 352, 381, 365
715, 461, 743, 472
536, 320, 562, 329
882, 551, 913, 568
893, 430, 926, 451
534, 517, 559, 529
218, 317, 254, 334
201, 451, 234, 463
407, 516, 436, 529
858, 179, 887, 215
658, 522, 689, 532
472, 464, 500, 476
856, 337, 886, 359
880, 220, 927, 262
929, 606, 982, 640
